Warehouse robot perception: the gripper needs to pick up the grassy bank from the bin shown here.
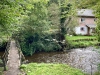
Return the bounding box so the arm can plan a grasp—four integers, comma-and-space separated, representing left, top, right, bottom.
66, 35, 96, 41
0, 67, 3, 75
20, 63, 86, 75
65, 35, 99, 48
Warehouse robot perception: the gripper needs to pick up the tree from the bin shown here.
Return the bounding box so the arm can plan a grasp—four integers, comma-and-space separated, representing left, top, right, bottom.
48, 2, 60, 32
0, 0, 28, 38
17, 0, 56, 55
58, 0, 77, 41
93, 1, 100, 41
66, 17, 78, 35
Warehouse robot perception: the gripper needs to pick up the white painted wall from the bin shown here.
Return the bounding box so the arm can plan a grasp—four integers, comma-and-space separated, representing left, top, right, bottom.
75, 26, 88, 35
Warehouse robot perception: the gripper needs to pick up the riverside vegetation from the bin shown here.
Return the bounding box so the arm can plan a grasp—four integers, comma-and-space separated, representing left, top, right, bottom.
0, 0, 100, 75
20, 63, 87, 75
66, 35, 99, 49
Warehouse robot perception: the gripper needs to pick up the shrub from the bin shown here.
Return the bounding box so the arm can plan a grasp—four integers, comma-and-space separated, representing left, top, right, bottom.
0, 40, 7, 51
19, 33, 61, 56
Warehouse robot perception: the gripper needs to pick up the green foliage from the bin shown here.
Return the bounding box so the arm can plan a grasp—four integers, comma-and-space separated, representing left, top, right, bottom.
60, 3, 72, 35
93, 61, 100, 75
0, 67, 3, 75
66, 17, 78, 35
96, 26, 100, 41
66, 35, 97, 40
76, 0, 99, 9
14, 0, 62, 56
57, 0, 77, 41
19, 32, 61, 56
66, 35, 98, 49
20, 0, 50, 34
0, 39, 7, 50
20, 63, 86, 75
97, 64, 100, 71
92, 1, 100, 42
94, 72, 100, 75
49, 0, 58, 4
48, 3, 60, 29
0, 0, 24, 35
20, 64, 27, 69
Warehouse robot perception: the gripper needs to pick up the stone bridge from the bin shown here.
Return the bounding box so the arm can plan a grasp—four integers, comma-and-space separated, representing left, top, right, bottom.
1, 39, 25, 75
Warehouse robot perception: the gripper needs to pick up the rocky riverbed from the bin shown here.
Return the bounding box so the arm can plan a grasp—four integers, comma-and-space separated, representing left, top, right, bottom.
26, 47, 100, 74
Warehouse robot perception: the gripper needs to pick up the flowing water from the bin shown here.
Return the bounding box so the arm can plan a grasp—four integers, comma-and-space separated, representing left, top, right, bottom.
0, 47, 100, 74
26, 47, 100, 74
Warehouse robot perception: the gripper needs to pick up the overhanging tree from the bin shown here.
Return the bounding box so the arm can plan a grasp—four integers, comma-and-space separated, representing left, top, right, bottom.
17, 0, 60, 55
0, 0, 28, 38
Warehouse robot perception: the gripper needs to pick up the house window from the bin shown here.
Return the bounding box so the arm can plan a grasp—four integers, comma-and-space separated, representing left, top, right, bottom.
80, 27, 84, 31
81, 18, 85, 22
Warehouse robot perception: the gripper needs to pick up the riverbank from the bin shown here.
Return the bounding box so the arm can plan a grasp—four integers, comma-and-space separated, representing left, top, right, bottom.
20, 63, 86, 75
25, 47, 100, 74
0, 47, 100, 75
66, 35, 99, 49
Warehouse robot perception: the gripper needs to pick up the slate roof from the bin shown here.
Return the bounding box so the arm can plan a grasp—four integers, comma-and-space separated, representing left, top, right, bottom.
77, 9, 95, 17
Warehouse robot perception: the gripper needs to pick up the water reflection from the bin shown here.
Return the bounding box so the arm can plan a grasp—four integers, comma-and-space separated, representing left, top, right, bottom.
26, 51, 65, 63
0, 51, 4, 56
26, 47, 100, 74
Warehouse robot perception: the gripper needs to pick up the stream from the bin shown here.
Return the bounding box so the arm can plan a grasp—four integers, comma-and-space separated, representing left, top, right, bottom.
26, 47, 100, 74
0, 47, 100, 74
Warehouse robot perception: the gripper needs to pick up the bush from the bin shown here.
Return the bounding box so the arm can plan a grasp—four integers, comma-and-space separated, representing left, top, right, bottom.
19, 33, 61, 56
0, 40, 7, 51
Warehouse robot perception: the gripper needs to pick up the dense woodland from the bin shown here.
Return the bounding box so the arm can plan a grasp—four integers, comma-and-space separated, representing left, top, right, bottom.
0, 0, 100, 56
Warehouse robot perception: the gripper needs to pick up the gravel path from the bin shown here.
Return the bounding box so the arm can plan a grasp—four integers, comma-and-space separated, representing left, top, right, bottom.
3, 40, 22, 75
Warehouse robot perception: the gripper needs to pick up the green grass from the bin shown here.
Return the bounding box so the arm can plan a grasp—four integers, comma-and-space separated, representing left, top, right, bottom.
72, 41, 98, 46
65, 35, 98, 49
66, 35, 97, 41
0, 67, 4, 75
0, 59, 4, 75
94, 71, 100, 75
20, 63, 86, 75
